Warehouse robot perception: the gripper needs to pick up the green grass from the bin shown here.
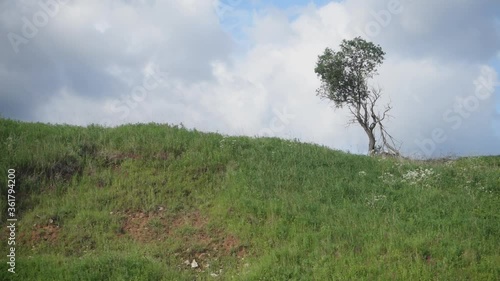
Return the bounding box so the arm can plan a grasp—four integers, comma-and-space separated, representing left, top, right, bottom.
0, 118, 499, 280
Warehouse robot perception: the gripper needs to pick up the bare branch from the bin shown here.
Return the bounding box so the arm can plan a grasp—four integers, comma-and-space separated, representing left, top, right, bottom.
363, 86, 401, 156
379, 104, 392, 122
346, 105, 362, 128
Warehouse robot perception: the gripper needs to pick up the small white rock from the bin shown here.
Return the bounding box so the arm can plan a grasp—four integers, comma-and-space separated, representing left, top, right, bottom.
184, 260, 190, 266
191, 259, 198, 268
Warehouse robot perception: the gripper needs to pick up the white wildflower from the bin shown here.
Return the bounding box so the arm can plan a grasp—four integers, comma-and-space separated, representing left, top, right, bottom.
401, 167, 435, 185
366, 195, 387, 207
379, 172, 396, 184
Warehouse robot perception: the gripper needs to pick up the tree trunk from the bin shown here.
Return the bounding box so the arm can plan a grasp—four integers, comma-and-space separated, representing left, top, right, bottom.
367, 132, 376, 155
361, 125, 376, 155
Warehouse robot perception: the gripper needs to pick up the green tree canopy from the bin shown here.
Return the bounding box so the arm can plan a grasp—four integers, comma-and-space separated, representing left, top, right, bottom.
315, 37, 385, 107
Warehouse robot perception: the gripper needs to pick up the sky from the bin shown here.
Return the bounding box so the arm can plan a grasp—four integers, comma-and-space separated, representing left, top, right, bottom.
1, 0, 499, 158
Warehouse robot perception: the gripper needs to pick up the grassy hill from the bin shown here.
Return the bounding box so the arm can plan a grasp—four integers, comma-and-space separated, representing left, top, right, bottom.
0, 118, 499, 280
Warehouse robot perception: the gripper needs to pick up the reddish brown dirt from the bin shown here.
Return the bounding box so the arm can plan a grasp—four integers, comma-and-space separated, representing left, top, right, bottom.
120, 211, 169, 243
118, 209, 247, 268
222, 234, 247, 258
22, 223, 60, 245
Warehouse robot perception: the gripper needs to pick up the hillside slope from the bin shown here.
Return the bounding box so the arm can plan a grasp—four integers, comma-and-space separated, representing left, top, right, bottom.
1, 119, 499, 280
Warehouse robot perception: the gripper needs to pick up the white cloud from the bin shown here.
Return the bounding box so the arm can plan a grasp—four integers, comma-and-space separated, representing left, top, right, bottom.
1, 0, 499, 157
36, 88, 107, 125
93, 21, 110, 33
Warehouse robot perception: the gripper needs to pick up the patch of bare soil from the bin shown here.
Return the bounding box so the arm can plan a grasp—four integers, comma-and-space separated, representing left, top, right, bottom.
19, 222, 60, 245
119, 211, 168, 242
117, 209, 248, 269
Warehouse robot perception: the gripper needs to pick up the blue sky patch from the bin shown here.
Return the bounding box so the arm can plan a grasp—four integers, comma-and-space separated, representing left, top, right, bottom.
216, 0, 334, 44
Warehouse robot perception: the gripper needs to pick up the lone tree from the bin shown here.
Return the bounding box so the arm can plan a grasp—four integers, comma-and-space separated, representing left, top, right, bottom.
314, 37, 399, 156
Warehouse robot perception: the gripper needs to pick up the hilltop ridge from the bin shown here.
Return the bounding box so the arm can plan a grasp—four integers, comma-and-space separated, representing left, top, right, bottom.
1, 119, 499, 280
